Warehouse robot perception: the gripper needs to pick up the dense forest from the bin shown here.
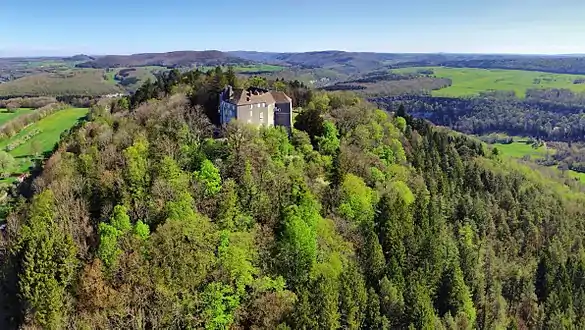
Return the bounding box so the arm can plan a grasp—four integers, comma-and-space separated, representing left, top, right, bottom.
1, 67, 585, 329
375, 93, 585, 142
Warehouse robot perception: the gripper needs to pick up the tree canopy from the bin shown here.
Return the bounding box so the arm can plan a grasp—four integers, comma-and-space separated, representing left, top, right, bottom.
1, 68, 585, 329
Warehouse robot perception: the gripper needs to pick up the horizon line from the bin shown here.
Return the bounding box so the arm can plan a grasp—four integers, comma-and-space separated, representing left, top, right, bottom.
1, 49, 585, 59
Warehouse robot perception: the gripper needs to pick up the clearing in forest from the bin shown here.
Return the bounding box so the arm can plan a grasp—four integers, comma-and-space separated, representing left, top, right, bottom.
491, 140, 550, 159
0, 107, 88, 180
0, 108, 33, 126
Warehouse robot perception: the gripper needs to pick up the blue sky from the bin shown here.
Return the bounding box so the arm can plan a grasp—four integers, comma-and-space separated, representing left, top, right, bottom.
1, 0, 585, 56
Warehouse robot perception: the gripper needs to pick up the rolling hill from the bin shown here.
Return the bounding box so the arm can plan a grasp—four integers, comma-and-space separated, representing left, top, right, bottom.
76, 50, 253, 68
0, 69, 123, 96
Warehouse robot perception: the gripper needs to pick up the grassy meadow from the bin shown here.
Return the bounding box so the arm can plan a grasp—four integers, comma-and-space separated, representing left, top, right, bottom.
488, 139, 585, 184
0, 108, 33, 126
394, 67, 585, 97
492, 140, 551, 159
0, 108, 88, 180
235, 64, 285, 72
567, 170, 585, 183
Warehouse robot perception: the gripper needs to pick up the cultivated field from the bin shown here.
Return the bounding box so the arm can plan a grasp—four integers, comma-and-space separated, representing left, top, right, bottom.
0, 108, 33, 126
393, 67, 585, 97
0, 107, 87, 181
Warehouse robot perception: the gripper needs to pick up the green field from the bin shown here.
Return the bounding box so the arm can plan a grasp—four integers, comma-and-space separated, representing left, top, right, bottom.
567, 170, 585, 183
235, 64, 285, 72
0, 108, 88, 179
393, 67, 585, 97
0, 108, 33, 126
492, 140, 551, 159
489, 140, 585, 184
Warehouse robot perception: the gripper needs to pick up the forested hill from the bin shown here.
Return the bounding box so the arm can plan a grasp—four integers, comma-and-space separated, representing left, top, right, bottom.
76, 50, 251, 68
1, 69, 585, 329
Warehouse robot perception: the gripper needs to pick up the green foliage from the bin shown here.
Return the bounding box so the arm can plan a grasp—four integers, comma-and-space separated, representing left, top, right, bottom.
310, 272, 341, 329
395, 116, 407, 132
98, 205, 146, 267
294, 107, 325, 143
260, 125, 294, 162
308, 93, 330, 112
116, 97, 129, 110
316, 120, 340, 156
389, 180, 415, 206
436, 264, 476, 327
12, 190, 77, 328
202, 282, 240, 330
216, 179, 253, 231
218, 230, 258, 293
195, 159, 222, 197
110, 205, 131, 232
4, 78, 585, 329
380, 276, 405, 324
97, 222, 122, 269
248, 76, 268, 88
278, 191, 320, 286
134, 220, 150, 240
338, 174, 377, 224
406, 283, 439, 329
0, 151, 15, 177
364, 287, 389, 329
165, 191, 197, 221
339, 262, 368, 329
123, 136, 150, 197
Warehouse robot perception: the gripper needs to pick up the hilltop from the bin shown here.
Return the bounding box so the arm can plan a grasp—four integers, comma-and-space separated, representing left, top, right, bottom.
76, 50, 253, 68
1, 68, 584, 329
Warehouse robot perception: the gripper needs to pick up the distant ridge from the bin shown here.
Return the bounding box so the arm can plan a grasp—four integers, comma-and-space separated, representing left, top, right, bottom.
76, 50, 253, 68
64, 54, 95, 62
